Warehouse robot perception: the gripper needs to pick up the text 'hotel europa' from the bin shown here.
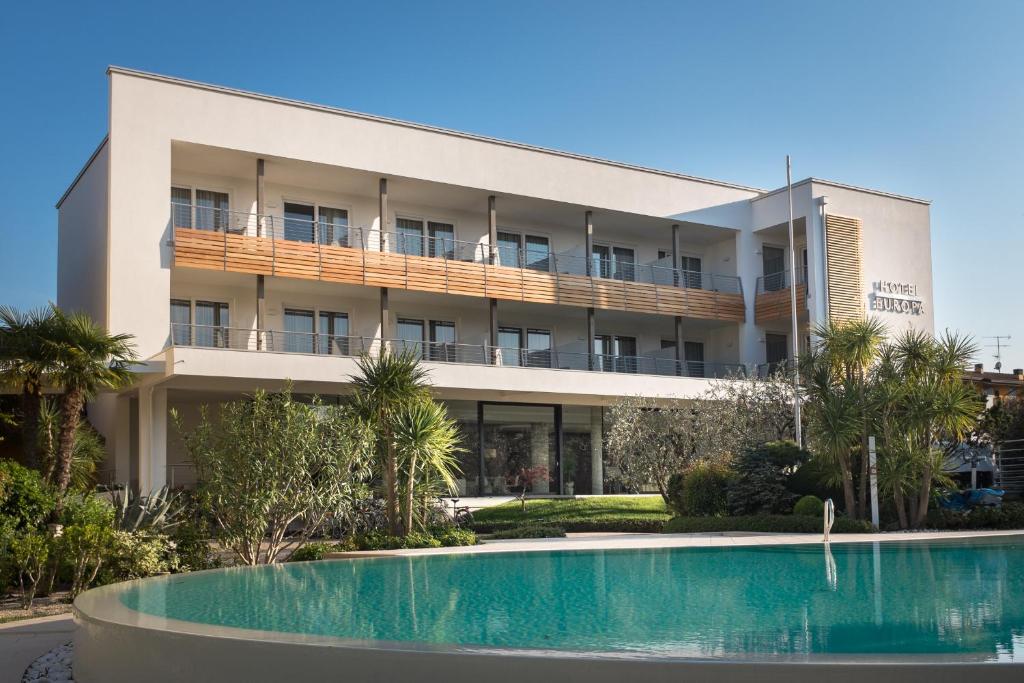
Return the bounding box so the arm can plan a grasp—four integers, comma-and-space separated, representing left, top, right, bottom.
870, 280, 925, 315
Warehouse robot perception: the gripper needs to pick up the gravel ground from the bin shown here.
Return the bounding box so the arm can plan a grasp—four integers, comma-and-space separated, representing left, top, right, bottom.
0, 594, 73, 625
21, 642, 73, 682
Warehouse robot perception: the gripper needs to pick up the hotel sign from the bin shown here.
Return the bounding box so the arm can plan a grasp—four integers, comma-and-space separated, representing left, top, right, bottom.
869, 280, 924, 315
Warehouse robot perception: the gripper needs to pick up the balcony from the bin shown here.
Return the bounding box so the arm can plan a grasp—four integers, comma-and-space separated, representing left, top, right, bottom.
170, 204, 745, 323
167, 324, 748, 380
754, 267, 807, 324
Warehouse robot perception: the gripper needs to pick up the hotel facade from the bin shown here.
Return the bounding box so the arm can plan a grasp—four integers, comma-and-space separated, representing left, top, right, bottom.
56, 68, 935, 496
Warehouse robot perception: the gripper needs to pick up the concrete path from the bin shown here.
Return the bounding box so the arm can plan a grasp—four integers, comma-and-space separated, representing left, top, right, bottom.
0, 614, 74, 683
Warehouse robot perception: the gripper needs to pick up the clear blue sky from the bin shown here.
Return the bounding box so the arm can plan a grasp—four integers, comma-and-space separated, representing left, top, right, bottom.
1, 1, 1021, 368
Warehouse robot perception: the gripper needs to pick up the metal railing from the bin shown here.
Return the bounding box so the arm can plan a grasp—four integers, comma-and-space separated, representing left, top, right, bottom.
170, 203, 743, 294
755, 266, 807, 295
168, 324, 747, 379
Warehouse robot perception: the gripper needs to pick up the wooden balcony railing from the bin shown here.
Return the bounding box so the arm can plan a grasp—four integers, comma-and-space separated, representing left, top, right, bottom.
754, 268, 808, 324
170, 207, 745, 323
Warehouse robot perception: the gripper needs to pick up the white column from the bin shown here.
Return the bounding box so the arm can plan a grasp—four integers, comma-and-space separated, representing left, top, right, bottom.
530, 425, 550, 494
590, 407, 603, 494
736, 227, 762, 367
113, 395, 132, 486
137, 385, 167, 493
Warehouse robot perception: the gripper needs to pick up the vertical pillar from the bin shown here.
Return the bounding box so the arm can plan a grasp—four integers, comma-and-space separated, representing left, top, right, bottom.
587, 307, 596, 371
113, 394, 131, 487
137, 385, 167, 493
584, 210, 594, 275
256, 159, 267, 349
672, 223, 684, 373
590, 407, 604, 495
488, 195, 499, 363
379, 178, 389, 354
530, 424, 550, 494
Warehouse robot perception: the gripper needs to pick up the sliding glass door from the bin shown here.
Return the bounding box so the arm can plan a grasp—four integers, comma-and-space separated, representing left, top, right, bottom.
194, 301, 229, 348
283, 309, 315, 353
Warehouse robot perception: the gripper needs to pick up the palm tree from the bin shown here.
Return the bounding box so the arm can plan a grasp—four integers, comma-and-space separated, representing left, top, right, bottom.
350, 349, 431, 535
393, 398, 462, 533
44, 307, 136, 501
0, 306, 57, 469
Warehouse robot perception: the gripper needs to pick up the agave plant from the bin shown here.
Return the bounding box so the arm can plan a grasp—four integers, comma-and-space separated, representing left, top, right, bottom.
112, 485, 184, 533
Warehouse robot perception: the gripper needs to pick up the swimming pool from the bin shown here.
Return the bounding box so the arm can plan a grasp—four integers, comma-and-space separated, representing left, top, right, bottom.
74, 535, 1024, 682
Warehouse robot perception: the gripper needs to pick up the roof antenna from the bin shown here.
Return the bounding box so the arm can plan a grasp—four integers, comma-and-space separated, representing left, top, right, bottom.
984, 335, 1011, 372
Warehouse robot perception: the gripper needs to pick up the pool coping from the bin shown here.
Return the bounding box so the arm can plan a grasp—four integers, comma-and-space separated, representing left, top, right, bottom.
73, 530, 1024, 670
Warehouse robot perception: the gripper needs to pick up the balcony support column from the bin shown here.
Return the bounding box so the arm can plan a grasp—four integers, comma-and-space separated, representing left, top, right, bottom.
586, 307, 596, 371
590, 407, 604, 494
256, 159, 266, 350
488, 195, 498, 364
584, 210, 594, 276
672, 223, 683, 373
379, 178, 389, 354
137, 385, 167, 494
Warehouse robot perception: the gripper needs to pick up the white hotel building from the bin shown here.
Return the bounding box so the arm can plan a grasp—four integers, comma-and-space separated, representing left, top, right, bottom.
56, 67, 935, 496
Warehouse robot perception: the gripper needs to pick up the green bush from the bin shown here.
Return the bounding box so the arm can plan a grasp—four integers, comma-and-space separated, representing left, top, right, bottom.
430, 526, 478, 547
170, 520, 220, 572
99, 531, 178, 582
666, 473, 687, 515
663, 514, 874, 534
6, 529, 51, 608
793, 495, 824, 517
59, 521, 114, 598
925, 502, 1024, 530
489, 524, 566, 539
727, 441, 808, 516
680, 463, 731, 517
0, 459, 56, 530
287, 541, 336, 562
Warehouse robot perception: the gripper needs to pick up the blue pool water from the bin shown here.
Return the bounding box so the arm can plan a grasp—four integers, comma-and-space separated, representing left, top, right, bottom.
120, 537, 1024, 660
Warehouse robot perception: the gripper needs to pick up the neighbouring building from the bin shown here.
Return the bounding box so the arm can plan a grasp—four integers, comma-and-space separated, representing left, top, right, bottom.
56, 67, 936, 495
966, 364, 1024, 406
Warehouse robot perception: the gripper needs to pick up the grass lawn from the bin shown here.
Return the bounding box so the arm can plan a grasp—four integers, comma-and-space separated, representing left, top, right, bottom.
471, 496, 670, 533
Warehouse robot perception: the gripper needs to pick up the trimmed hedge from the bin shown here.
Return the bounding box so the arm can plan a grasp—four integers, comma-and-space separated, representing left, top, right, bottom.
489, 524, 567, 539
473, 518, 665, 534
793, 495, 824, 517
925, 503, 1024, 530
663, 514, 874, 534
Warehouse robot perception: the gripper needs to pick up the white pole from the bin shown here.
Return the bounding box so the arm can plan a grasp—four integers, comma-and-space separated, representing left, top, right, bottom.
869, 435, 879, 529
786, 156, 802, 446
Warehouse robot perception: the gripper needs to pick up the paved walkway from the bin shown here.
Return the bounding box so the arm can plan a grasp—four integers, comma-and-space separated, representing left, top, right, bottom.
0, 614, 74, 683
326, 528, 1024, 558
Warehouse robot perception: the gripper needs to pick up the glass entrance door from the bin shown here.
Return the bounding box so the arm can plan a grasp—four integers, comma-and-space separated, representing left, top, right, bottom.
763, 246, 785, 291
481, 404, 558, 495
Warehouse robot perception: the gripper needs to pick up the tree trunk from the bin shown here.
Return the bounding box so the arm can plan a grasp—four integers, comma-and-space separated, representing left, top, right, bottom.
839, 456, 857, 519
384, 437, 400, 536
54, 389, 85, 510
857, 434, 869, 520
894, 488, 908, 530
403, 453, 417, 536
19, 384, 42, 470
913, 468, 932, 528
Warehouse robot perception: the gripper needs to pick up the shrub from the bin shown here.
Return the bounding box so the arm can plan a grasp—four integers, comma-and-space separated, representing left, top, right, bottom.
663, 514, 874, 534
59, 522, 113, 598
489, 524, 566, 539
0, 459, 56, 530
99, 531, 178, 582
430, 526, 478, 547
7, 530, 51, 608
680, 463, 731, 516
793, 495, 824, 517
171, 520, 219, 572
666, 473, 687, 515
727, 441, 808, 516
925, 502, 1024, 530
287, 541, 336, 562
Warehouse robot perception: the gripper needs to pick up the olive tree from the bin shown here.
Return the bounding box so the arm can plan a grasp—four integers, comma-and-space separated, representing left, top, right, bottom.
605, 375, 794, 501
174, 387, 373, 564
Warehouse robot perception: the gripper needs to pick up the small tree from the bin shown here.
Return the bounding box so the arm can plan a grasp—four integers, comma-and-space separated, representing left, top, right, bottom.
8, 530, 51, 608
175, 387, 372, 564
506, 465, 549, 511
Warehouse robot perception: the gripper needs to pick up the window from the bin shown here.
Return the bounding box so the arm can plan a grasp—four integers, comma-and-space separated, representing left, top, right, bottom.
397, 318, 426, 357
194, 301, 229, 348
318, 207, 350, 247
498, 327, 524, 366
762, 246, 785, 291
496, 231, 522, 267
283, 308, 315, 353
659, 250, 703, 288
526, 329, 552, 368
318, 312, 350, 355
195, 190, 230, 232
170, 299, 191, 345
524, 235, 551, 271
396, 218, 425, 256
283, 203, 315, 243
592, 245, 635, 281
594, 335, 637, 372
766, 333, 788, 366
801, 247, 809, 285
684, 341, 705, 378
429, 320, 457, 361
171, 188, 192, 229
428, 222, 455, 259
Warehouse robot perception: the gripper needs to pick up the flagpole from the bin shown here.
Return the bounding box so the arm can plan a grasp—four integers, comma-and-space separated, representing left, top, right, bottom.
786, 155, 803, 446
